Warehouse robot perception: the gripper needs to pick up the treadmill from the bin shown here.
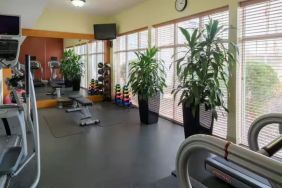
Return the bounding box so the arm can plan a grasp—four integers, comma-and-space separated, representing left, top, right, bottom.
164, 113, 282, 188
205, 114, 282, 188
30, 56, 44, 87
139, 130, 282, 188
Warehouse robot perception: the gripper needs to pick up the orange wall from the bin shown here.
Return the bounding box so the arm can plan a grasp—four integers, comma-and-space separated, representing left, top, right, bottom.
3, 69, 12, 98
19, 37, 64, 80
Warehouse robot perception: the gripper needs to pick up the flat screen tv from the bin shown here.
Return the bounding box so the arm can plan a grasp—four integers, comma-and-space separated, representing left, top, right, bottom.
0, 15, 20, 35
94, 24, 117, 40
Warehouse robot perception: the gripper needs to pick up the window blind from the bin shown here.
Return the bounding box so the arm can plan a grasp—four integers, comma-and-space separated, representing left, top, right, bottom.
66, 41, 105, 88
75, 44, 88, 88
88, 41, 104, 84
240, 0, 282, 158
154, 9, 229, 138
113, 30, 149, 106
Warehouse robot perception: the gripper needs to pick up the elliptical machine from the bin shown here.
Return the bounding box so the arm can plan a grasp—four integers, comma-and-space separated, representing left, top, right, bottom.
0, 15, 41, 188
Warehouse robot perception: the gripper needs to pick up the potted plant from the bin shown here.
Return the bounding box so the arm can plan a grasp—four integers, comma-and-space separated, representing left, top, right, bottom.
128, 47, 167, 124
173, 19, 237, 138
61, 49, 84, 91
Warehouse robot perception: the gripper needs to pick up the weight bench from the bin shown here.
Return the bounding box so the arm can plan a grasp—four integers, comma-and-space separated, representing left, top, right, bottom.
66, 95, 100, 127
47, 82, 63, 98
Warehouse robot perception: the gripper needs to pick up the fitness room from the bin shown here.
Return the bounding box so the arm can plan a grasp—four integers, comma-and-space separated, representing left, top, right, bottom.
0, 0, 282, 187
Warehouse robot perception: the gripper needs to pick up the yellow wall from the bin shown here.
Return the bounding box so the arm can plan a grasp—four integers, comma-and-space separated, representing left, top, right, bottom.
113, 0, 236, 33
34, 8, 113, 34
33, 0, 245, 35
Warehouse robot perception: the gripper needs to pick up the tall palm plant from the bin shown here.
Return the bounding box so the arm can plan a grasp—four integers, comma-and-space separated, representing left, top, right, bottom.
61, 49, 85, 91
128, 47, 167, 124
128, 47, 167, 99
173, 19, 238, 137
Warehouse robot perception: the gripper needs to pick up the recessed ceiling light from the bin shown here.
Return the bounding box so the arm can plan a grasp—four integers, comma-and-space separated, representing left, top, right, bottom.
71, 0, 86, 7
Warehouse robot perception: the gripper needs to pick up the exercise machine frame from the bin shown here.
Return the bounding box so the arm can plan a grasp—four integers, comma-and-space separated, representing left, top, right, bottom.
176, 134, 282, 188
0, 14, 41, 188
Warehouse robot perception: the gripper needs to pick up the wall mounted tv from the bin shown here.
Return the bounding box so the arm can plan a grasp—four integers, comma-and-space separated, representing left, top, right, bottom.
0, 15, 20, 35
94, 23, 117, 40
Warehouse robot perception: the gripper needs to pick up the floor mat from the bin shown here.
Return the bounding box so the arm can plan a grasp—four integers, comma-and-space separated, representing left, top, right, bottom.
41, 109, 84, 138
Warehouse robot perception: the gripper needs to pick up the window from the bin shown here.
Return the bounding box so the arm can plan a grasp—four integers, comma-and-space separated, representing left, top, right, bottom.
240, 0, 282, 158
74, 44, 88, 88
66, 41, 105, 89
113, 30, 149, 105
88, 41, 104, 83
153, 9, 229, 138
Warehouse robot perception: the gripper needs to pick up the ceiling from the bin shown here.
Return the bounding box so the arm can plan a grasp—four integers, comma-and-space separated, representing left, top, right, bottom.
0, 0, 48, 28
47, 0, 146, 16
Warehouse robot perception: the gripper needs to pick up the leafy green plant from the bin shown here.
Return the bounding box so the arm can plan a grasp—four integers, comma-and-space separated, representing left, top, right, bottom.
128, 47, 167, 100
61, 49, 84, 80
172, 19, 238, 119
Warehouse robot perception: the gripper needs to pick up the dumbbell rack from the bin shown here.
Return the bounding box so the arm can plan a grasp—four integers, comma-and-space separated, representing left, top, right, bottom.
97, 62, 111, 101
103, 64, 111, 101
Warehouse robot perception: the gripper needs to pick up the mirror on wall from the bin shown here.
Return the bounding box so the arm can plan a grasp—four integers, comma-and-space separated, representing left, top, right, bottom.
16, 37, 92, 101
2, 34, 109, 105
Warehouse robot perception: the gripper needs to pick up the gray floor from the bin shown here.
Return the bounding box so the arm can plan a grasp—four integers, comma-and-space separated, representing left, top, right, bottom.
11, 102, 185, 188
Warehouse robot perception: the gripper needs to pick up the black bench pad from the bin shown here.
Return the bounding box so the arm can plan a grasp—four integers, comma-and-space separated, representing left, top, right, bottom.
69, 95, 83, 100
54, 80, 65, 85
50, 82, 62, 88
75, 97, 92, 106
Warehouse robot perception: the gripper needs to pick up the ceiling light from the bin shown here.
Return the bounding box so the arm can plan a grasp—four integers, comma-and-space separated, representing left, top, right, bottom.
71, 0, 86, 7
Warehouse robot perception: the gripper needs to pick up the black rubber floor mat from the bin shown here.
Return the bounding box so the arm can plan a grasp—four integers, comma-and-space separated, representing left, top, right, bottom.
41, 109, 84, 138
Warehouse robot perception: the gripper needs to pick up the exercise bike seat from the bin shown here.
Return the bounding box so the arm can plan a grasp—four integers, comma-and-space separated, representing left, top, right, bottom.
75, 97, 92, 106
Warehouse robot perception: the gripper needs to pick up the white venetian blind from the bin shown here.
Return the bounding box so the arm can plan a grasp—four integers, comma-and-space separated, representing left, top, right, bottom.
154, 9, 229, 138
113, 30, 149, 105
155, 24, 175, 119
88, 40, 104, 84
240, 0, 282, 158
75, 44, 88, 88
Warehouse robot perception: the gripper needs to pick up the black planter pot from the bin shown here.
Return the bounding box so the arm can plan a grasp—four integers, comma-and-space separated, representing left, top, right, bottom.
138, 93, 160, 125
64, 79, 73, 88
182, 104, 214, 138
72, 78, 81, 91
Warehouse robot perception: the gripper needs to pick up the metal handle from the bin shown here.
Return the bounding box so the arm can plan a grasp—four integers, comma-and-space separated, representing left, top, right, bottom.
248, 113, 282, 152
25, 55, 30, 97
262, 136, 282, 157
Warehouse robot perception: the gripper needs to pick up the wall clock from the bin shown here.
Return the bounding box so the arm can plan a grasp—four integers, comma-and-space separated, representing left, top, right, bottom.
175, 0, 188, 12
